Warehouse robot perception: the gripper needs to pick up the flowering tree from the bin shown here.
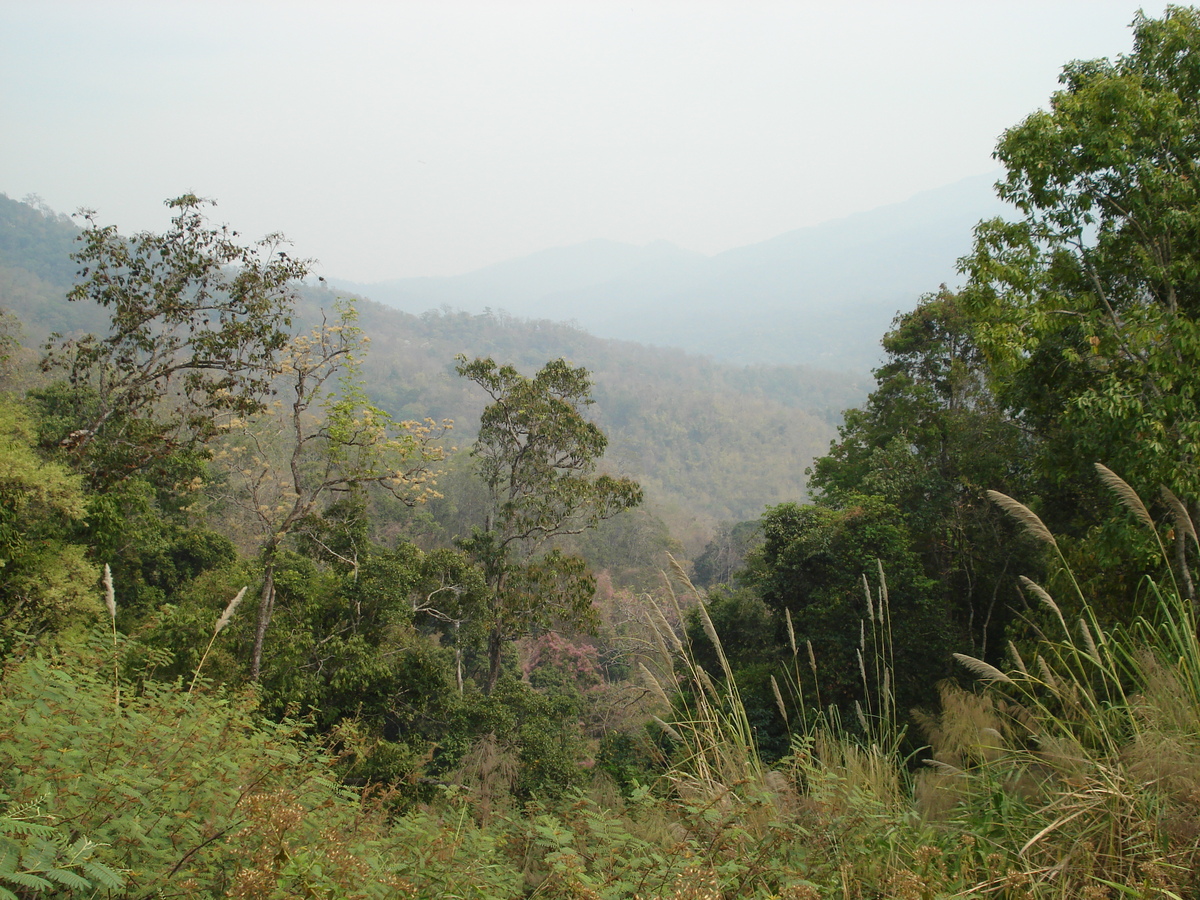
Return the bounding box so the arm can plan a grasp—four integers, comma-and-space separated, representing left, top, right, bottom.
216, 303, 448, 679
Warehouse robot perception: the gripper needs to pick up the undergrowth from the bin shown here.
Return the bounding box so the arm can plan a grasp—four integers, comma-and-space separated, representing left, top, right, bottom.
2, 467, 1199, 898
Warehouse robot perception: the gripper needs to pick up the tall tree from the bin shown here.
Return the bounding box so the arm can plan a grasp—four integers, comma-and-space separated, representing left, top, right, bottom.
809, 290, 1032, 655
455, 356, 642, 693
960, 7, 1200, 604
41, 195, 308, 489
216, 304, 446, 680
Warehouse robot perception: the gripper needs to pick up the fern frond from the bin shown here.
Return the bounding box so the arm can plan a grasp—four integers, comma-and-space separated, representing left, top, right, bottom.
39, 866, 90, 890
0, 871, 52, 891
0, 818, 54, 840
80, 859, 124, 890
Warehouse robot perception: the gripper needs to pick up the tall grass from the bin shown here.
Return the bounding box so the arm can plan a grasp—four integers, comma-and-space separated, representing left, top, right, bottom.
642, 557, 920, 897
646, 558, 767, 808
9, 474, 1200, 898
641, 476, 1200, 898
926, 477, 1200, 897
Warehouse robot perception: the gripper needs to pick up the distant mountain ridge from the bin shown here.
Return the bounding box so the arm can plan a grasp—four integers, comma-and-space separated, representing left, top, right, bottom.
333, 172, 1008, 372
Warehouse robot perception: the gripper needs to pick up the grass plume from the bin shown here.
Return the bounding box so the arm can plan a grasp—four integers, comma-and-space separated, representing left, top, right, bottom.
952, 652, 1013, 684
189, 586, 248, 694
987, 489, 1058, 547
1095, 462, 1155, 531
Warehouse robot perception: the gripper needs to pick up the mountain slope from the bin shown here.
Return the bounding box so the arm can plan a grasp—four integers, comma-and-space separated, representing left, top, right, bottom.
1, 194, 866, 538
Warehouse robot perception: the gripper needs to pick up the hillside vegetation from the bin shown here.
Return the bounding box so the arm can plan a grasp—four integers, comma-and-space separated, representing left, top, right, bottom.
334, 172, 1007, 371
4, 9, 1200, 899
0, 192, 864, 537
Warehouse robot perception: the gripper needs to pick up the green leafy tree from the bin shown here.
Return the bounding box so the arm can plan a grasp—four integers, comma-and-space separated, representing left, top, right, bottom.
455, 356, 642, 693
747, 496, 951, 725
0, 397, 98, 647
809, 290, 1033, 656
961, 7, 1200, 605
41, 195, 309, 489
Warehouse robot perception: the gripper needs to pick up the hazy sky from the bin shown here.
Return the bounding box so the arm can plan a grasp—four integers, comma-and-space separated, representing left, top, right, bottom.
2, 1, 1150, 282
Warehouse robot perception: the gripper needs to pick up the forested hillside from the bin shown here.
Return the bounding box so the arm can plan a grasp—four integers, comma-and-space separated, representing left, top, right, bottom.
4, 10, 1200, 899
0, 191, 864, 539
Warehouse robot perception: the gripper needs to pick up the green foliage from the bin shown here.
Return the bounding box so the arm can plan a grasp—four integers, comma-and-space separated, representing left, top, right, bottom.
0, 309, 22, 383
211, 300, 447, 680
0, 398, 98, 645
87, 480, 236, 626
30, 380, 210, 500
566, 505, 680, 592
917, 478, 1200, 897
749, 496, 951, 722
3, 190, 858, 534
13, 13, 1200, 892
493, 679, 588, 801
809, 290, 1036, 657
41, 195, 310, 490
0, 796, 124, 900
960, 7, 1200, 610
456, 355, 642, 692
458, 356, 642, 545
684, 589, 777, 681
356, 303, 852, 525
595, 731, 660, 794
684, 590, 791, 760
0, 636, 403, 899
120, 560, 258, 687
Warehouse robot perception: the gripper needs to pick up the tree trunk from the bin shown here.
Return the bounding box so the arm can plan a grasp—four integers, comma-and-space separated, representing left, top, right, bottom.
453, 620, 464, 694
250, 557, 276, 683
484, 627, 503, 695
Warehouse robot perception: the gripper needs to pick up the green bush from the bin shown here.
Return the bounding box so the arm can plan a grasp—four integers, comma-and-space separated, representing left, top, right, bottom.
0, 634, 400, 898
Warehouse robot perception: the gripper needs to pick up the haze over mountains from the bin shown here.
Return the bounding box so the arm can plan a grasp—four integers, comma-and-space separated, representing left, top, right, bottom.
1, 171, 1009, 531
334, 172, 1008, 372
0, 192, 862, 533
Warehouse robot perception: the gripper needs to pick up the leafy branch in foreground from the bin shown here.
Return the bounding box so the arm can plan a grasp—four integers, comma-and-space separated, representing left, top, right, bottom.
0, 797, 124, 899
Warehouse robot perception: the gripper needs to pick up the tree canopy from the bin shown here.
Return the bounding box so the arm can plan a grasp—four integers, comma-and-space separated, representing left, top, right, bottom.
456, 356, 642, 692
41, 195, 309, 488
963, 7, 1200, 500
